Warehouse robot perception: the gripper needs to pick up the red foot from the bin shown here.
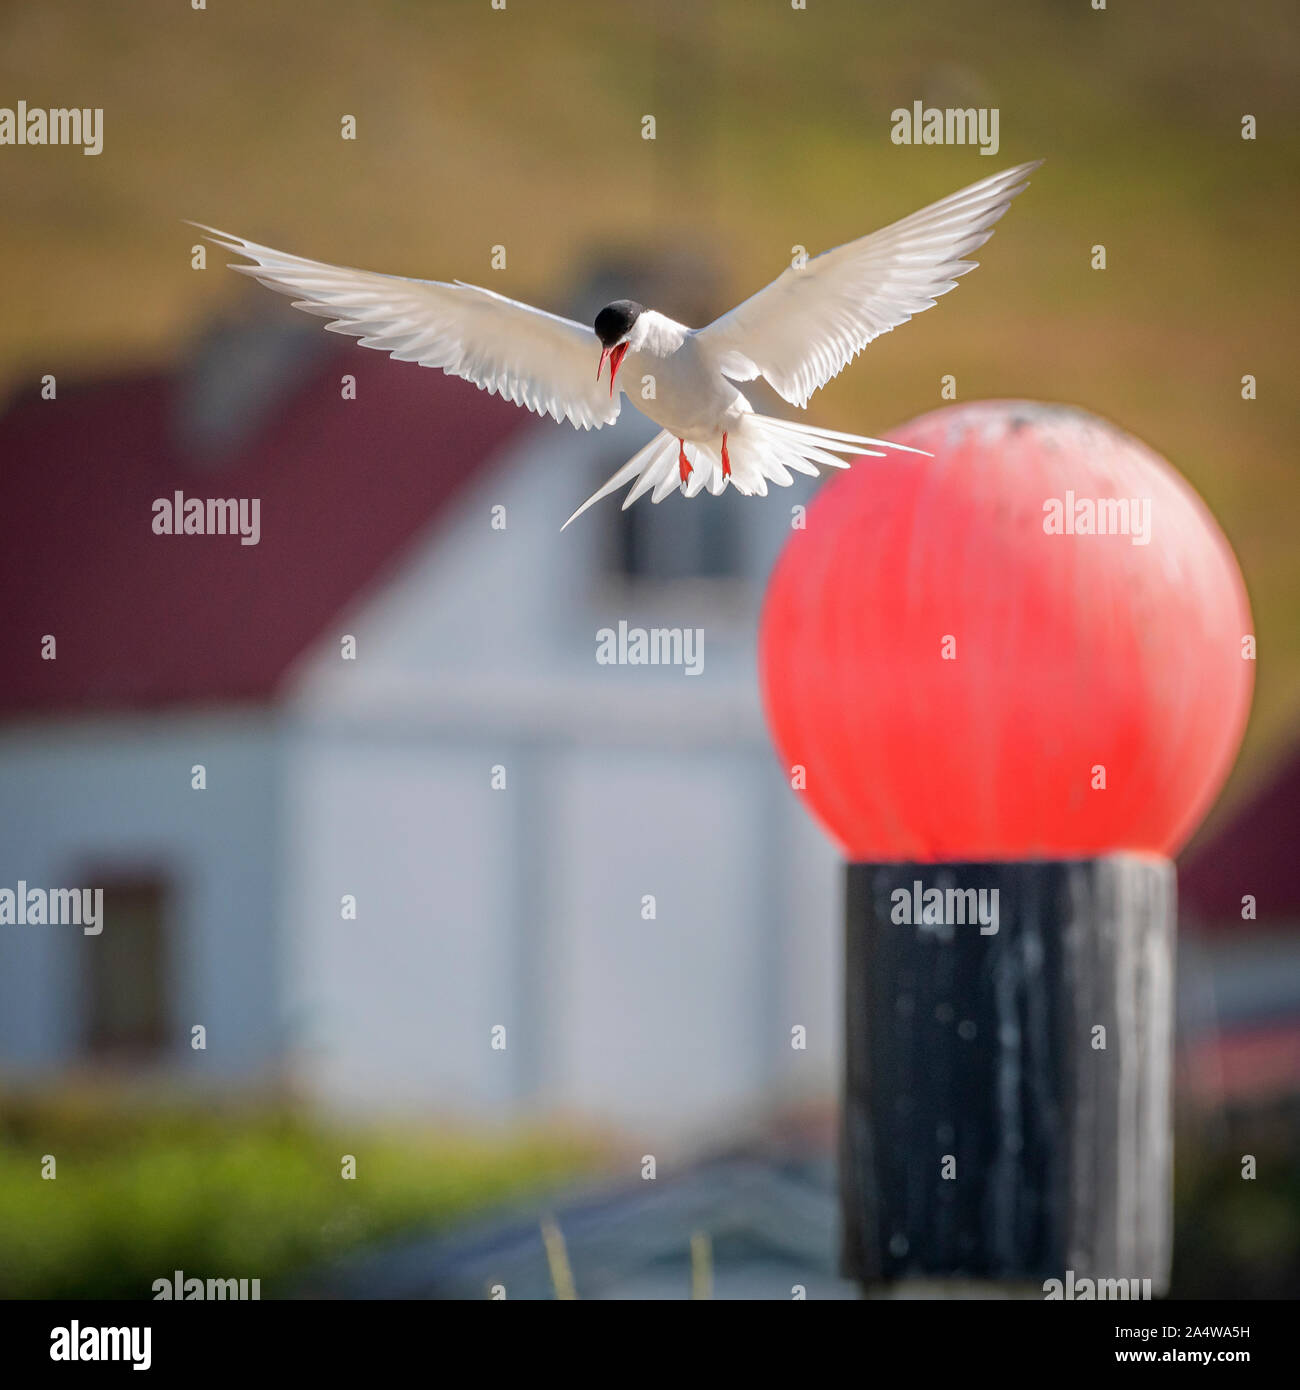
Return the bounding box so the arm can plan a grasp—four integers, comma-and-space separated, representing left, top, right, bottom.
678, 438, 692, 485
721, 431, 731, 478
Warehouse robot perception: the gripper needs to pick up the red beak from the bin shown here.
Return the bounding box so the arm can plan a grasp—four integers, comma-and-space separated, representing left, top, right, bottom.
597, 342, 629, 398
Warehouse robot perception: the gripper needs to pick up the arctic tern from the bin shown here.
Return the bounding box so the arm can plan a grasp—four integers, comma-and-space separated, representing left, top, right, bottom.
191, 160, 1040, 528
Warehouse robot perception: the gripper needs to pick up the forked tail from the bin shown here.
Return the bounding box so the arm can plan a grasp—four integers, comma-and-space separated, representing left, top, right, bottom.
561, 413, 929, 529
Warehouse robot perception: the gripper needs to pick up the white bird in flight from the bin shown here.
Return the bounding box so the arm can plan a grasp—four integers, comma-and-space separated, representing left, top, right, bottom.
192, 160, 1040, 528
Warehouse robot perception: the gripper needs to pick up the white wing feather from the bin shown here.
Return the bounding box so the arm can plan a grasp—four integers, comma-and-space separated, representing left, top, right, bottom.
188, 224, 619, 430
697, 161, 1042, 409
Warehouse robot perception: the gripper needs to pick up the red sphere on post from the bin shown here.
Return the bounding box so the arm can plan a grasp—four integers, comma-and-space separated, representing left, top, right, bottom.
758, 401, 1253, 862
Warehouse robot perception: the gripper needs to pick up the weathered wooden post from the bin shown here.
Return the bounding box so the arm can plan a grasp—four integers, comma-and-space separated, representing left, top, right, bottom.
759, 402, 1253, 1295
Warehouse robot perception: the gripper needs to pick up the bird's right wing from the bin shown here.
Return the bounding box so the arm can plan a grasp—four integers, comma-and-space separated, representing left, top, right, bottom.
189, 224, 621, 430
696, 161, 1041, 409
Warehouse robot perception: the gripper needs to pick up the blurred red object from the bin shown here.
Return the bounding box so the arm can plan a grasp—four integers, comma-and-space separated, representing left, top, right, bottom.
759, 401, 1253, 861
1180, 1023, 1300, 1108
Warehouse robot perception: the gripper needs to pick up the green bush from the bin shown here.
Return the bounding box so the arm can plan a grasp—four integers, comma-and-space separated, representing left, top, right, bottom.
1172, 1106, 1300, 1300
0, 1087, 598, 1299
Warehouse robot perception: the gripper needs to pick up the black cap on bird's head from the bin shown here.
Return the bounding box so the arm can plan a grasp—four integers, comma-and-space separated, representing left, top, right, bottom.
594, 299, 643, 348
595, 300, 643, 397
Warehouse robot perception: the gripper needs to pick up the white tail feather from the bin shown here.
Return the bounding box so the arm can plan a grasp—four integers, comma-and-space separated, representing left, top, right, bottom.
560, 412, 930, 529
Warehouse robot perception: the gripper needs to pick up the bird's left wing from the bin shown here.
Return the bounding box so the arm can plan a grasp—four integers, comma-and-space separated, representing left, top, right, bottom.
695, 161, 1041, 409
189, 224, 620, 430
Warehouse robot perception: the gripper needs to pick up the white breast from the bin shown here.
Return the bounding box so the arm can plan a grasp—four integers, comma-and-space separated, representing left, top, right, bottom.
625, 313, 747, 440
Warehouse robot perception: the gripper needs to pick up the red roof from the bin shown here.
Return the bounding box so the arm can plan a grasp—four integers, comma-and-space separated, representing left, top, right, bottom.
1179, 739, 1300, 926
0, 336, 532, 718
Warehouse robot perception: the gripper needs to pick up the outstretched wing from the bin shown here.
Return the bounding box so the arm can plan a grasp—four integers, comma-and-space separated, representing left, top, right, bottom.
696, 161, 1041, 409
189, 224, 620, 430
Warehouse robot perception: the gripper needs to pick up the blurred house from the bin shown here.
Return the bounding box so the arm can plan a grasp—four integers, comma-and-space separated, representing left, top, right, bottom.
0, 316, 840, 1149
5, 304, 1289, 1155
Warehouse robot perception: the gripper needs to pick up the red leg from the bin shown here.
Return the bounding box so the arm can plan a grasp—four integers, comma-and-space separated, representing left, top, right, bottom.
678, 438, 692, 484
721, 431, 731, 478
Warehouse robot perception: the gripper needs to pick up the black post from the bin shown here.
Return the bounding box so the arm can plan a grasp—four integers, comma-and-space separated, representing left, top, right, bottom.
841, 857, 1175, 1293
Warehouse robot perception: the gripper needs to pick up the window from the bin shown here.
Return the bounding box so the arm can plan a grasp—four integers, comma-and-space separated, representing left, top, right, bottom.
604, 471, 749, 582
81, 877, 171, 1061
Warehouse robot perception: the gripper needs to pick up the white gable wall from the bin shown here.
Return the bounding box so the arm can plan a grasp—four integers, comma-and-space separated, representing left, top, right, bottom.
281, 414, 842, 1147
